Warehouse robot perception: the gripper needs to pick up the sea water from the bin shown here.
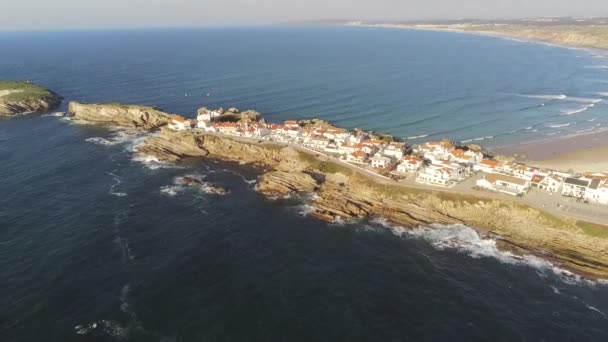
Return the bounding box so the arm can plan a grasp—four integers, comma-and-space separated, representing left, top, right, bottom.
1, 27, 608, 341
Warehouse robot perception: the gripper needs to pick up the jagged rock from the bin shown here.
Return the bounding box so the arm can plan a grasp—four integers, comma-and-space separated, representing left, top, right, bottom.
257, 171, 319, 196
68, 102, 172, 129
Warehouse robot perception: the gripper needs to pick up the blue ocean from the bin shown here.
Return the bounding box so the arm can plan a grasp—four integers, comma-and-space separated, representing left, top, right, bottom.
1, 26, 608, 341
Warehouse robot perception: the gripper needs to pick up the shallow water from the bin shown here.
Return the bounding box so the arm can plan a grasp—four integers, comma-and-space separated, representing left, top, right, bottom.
2, 27, 608, 341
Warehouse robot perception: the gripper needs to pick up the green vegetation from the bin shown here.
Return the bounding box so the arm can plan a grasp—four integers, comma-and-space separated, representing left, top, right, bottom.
576, 221, 608, 239
0, 81, 55, 102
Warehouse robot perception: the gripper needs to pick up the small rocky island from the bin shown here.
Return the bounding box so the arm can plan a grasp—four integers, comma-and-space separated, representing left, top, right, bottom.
0, 81, 62, 116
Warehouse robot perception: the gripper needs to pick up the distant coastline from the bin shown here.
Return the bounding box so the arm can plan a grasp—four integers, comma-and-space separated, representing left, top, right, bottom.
343, 18, 608, 52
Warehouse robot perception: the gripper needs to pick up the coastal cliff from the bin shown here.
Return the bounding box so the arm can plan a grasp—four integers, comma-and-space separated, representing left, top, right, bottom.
138, 129, 608, 280
0, 81, 62, 116
68, 102, 172, 129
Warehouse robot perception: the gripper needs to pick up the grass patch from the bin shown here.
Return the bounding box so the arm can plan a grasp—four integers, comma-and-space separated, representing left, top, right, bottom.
0, 81, 55, 102
576, 221, 608, 238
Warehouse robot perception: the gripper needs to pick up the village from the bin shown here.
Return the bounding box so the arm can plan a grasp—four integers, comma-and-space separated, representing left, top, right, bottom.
166, 107, 608, 208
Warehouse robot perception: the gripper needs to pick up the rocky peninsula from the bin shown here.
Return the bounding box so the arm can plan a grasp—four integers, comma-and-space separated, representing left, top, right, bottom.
64, 101, 608, 280
0, 81, 62, 116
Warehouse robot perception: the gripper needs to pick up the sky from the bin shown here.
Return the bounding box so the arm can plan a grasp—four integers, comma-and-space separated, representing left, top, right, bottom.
2, 0, 608, 31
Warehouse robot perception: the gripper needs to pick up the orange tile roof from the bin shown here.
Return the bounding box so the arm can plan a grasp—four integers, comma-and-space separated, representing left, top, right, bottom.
171, 115, 187, 123
480, 159, 500, 168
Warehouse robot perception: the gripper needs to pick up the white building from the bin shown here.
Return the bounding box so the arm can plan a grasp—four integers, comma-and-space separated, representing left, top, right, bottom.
562, 177, 591, 199
168, 115, 191, 131
347, 151, 368, 164
397, 155, 423, 173
473, 159, 500, 173
476, 174, 530, 195
450, 149, 482, 165
416, 165, 455, 187
371, 154, 392, 169
197, 108, 223, 122
383, 142, 406, 159
585, 179, 608, 204
513, 165, 539, 181
414, 141, 455, 162
538, 175, 562, 193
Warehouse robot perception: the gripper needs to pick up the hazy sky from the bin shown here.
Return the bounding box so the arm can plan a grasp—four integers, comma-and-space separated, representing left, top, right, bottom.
2, 0, 608, 30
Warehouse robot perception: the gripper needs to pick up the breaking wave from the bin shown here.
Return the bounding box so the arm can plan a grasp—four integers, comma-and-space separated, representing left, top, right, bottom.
41, 112, 65, 117
86, 129, 145, 147
548, 123, 571, 128
374, 220, 604, 285
132, 153, 182, 170
519, 94, 567, 101
407, 134, 429, 140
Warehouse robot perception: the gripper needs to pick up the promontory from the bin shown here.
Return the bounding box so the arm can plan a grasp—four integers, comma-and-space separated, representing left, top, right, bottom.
0, 81, 62, 116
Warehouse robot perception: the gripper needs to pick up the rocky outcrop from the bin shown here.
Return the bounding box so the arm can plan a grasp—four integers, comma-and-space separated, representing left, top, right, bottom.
138, 130, 608, 279
0, 81, 62, 116
68, 102, 172, 129
257, 171, 320, 196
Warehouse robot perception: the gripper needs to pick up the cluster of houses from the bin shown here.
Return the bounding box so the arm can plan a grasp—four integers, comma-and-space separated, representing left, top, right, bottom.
166, 107, 608, 206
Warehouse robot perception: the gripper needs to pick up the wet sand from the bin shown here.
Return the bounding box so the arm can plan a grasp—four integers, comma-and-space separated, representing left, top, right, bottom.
493, 130, 608, 173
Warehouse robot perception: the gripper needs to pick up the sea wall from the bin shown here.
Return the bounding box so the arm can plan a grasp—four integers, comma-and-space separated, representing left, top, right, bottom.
138, 128, 608, 279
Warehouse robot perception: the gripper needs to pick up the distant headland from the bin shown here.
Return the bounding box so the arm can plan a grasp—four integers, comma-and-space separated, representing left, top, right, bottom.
337, 17, 608, 51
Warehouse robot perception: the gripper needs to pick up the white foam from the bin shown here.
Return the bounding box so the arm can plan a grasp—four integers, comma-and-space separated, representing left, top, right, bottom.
407, 134, 429, 140
86, 129, 145, 147
132, 153, 181, 170
41, 112, 65, 117
548, 123, 571, 128
160, 185, 183, 196
375, 220, 602, 285
107, 172, 128, 197
519, 94, 567, 101
561, 107, 590, 116
586, 305, 608, 320
460, 139, 473, 143
597, 92, 608, 97
74, 320, 128, 338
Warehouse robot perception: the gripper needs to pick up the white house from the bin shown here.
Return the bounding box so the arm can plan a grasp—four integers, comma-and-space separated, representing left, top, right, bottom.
538, 175, 562, 193
347, 151, 369, 164
473, 159, 500, 173
338, 144, 359, 155
214, 122, 239, 135
414, 141, 455, 161
197, 119, 212, 130
397, 155, 423, 173
416, 165, 455, 187
450, 149, 482, 165
562, 177, 591, 199
383, 142, 406, 159
197, 108, 223, 122
371, 154, 392, 169
584, 179, 608, 204
476, 174, 530, 195
306, 136, 330, 150
513, 165, 539, 181
168, 115, 191, 131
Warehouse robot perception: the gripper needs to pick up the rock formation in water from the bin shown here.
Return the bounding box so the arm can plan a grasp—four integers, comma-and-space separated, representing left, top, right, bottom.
138, 128, 608, 279
68, 102, 173, 129
0, 81, 62, 116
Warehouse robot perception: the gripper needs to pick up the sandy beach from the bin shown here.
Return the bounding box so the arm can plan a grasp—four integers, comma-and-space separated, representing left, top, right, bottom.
493, 130, 608, 173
